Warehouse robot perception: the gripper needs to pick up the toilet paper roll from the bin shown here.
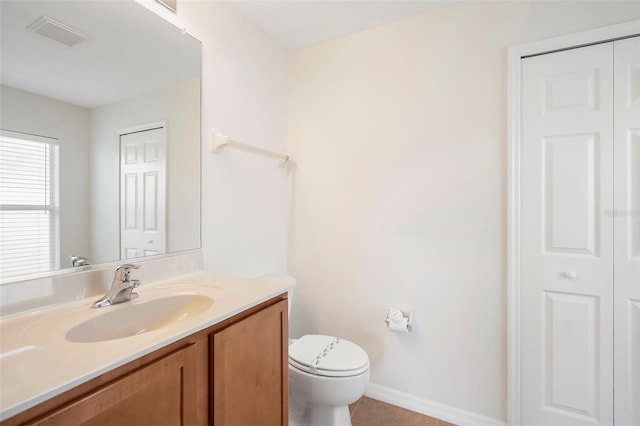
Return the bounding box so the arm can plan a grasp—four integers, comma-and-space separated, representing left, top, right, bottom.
387, 317, 409, 332
387, 308, 404, 322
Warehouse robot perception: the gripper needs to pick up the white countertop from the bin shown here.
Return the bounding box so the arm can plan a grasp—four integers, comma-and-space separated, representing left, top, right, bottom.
0, 271, 292, 421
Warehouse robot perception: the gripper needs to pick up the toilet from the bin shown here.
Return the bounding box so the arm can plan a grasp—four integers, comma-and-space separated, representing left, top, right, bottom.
260, 275, 370, 426
289, 335, 370, 426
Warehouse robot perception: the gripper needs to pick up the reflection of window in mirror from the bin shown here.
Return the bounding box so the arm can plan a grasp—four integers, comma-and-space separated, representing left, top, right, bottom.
0, 129, 59, 280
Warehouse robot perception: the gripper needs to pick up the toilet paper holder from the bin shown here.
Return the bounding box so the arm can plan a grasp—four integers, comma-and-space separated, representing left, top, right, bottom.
385, 307, 412, 332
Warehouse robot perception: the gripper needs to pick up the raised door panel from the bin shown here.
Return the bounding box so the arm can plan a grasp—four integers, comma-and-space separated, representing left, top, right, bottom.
543, 292, 599, 417
27, 345, 197, 426
613, 35, 640, 426
520, 42, 614, 426
543, 133, 599, 255
211, 299, 288, 426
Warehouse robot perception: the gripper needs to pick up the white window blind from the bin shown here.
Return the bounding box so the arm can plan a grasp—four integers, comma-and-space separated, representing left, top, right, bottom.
0, 130, 59, 280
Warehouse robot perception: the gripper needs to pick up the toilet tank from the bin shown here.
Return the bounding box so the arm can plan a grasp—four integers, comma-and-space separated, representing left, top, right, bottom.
259, 274, 295, 317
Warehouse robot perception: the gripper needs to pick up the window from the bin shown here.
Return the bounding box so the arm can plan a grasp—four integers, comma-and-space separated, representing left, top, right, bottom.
0, 130, 59, 280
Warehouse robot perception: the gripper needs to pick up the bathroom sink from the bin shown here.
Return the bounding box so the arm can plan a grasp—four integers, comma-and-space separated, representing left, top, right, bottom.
23, 292, 215, 345
65, 294, 214, 343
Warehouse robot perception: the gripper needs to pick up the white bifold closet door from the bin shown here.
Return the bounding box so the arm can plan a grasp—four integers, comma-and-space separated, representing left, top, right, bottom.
520, 36, 639, 426
613, 36, 640, 426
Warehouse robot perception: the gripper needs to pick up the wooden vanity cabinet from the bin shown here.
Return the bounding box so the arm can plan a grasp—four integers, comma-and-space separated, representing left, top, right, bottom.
211, 298, 288, 426
2, 295, 288, 426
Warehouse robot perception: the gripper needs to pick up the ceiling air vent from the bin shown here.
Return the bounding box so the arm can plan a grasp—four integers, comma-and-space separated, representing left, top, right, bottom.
27, 16, 89, 47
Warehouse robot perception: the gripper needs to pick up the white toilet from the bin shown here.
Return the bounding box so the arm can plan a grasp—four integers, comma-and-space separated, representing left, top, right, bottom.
289, 334, 370, 426
260, 275, 370, 426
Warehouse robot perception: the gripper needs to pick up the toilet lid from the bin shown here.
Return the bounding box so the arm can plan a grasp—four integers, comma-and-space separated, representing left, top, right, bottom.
288, 334, 369, 377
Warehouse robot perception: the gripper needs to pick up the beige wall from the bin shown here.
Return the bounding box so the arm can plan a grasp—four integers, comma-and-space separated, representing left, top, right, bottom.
288, 2, 639, 423
172, 1, 289, 277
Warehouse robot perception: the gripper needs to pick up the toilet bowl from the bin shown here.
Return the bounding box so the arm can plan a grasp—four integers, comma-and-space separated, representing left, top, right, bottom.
288, 334, 370, 426
259, 274, 370, 426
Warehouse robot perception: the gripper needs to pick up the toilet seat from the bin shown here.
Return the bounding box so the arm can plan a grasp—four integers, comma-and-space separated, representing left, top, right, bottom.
288, 334, 369, 377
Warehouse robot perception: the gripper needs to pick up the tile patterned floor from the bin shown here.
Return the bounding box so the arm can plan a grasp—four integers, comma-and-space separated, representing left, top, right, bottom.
349, 397, 457, 426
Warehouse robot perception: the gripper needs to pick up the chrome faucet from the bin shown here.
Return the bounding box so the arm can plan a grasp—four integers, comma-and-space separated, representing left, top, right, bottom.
70, 255, 89, 268
92, 264, 141, 308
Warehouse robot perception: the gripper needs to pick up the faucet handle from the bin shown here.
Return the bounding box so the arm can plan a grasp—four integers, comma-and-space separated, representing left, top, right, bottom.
114, 263, 140, 281
115, 263, 140, 271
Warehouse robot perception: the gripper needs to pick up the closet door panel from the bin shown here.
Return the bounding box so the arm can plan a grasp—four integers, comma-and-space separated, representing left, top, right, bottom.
613, 35, 640, 426
520, 42, 614, 426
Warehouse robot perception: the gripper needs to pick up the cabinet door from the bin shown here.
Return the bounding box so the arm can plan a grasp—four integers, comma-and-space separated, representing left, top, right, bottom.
28, 345, 197, 426
211, 299, 288, 426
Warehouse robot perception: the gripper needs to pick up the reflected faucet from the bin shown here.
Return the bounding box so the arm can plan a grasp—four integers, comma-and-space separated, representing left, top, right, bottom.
92, 264, 141, 308
70, 255, 89, 268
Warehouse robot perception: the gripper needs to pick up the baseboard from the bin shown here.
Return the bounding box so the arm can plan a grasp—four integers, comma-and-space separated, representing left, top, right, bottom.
365, 383, 506, 426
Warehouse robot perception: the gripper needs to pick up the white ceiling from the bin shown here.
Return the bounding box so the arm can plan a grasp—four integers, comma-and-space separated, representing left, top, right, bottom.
231, 0, 454, 50
0, 1, 199, 109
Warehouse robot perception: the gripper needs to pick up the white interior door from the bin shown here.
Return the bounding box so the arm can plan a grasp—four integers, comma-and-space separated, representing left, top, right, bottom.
119, 126, 166, 260
613, 36, 640, 426
520, 42, 614, 425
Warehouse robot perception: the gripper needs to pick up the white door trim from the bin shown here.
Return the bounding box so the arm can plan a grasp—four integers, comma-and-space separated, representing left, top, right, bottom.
118, 120, 167, 137
507, 20, 640, 426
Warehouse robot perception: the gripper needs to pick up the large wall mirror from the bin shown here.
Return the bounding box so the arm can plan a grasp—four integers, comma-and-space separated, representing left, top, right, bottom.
0, 0, 201, 283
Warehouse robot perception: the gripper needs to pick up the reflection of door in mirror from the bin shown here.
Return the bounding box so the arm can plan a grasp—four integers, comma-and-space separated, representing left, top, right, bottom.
119, 124, 166, 260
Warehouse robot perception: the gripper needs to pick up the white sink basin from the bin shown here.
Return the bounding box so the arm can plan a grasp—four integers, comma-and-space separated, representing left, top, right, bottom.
65, 294, 214, 343
23, 291, 215, 345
